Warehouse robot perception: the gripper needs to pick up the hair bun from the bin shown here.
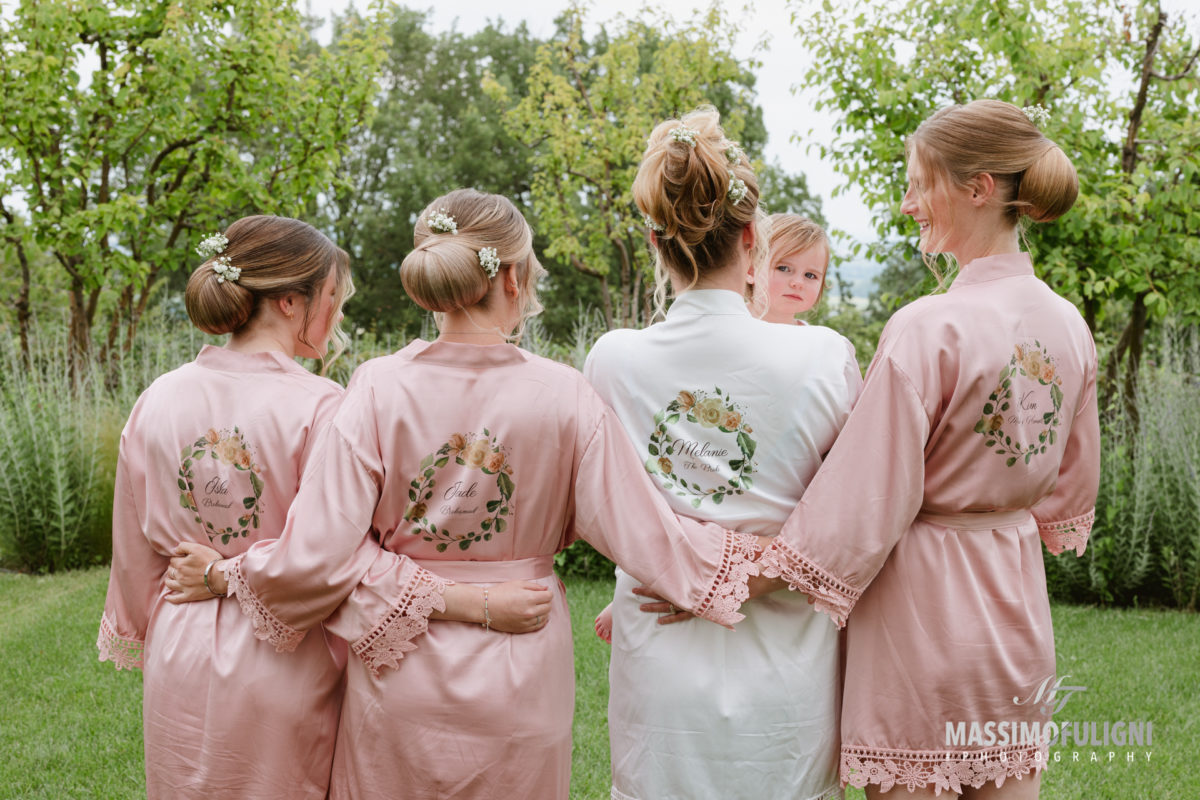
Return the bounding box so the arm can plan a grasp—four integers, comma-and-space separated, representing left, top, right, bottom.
185, 262, 255, 335
1018, 143, 1078, 222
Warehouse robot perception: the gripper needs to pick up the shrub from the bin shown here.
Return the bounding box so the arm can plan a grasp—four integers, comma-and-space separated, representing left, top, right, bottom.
1044, 330, 1200, 610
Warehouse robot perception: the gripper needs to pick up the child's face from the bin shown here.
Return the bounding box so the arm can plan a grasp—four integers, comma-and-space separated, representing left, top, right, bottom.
765, 245, 827, 322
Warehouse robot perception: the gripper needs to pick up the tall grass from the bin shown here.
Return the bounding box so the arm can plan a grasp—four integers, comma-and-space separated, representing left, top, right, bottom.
1045, 327, 1200, 610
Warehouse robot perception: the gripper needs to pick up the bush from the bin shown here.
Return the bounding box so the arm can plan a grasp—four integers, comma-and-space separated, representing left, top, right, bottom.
1044, 332, 1200, 610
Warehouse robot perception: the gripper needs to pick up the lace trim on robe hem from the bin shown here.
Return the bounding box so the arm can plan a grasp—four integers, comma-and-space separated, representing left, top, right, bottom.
841, 742, 1049, 796
352, 569, 451, 677
221, 555, 305, 653
1037, 508, 1095, 556
692, 532, 761, 626
97, 613, 144, 670
758, 538, 860, 629
612, 783, 842, 800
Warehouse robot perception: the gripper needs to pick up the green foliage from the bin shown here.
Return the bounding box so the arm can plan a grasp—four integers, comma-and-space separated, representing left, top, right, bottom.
0, 0, 388, 359
493, 4, 776, 329
791, 0, 1200, 398
322, 7, 545, 335
1044, 326, 1200, 609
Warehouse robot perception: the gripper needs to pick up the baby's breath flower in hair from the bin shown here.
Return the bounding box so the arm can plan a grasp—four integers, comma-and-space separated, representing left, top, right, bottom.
427, 208, 458, 234
725, 142, 744, 164
478, 247, 501, 278
211, 256, 241, 284
669, 125, 699, 147
727, 171, 748, 206
642, 213, 665, 233
196, 232, 228, 260
1023, 104, 1051, 128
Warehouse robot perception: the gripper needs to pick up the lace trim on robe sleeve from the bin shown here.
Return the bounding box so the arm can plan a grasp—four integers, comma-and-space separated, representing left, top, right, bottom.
97, 613, 144, 670
691, 532, 761, 627
351, 569, 451, 677
221, 555, 306, 653
758, 537, 861, 629
1038, 508, 1095, 556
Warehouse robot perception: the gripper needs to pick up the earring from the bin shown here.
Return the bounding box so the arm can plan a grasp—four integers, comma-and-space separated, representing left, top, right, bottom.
285, 310, 295, 320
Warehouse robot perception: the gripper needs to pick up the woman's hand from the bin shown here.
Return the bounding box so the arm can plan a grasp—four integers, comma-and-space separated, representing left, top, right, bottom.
436, 580, 551, 634
632, 585, 694, 626
165, 542, 225, 604
483, 581, 553, 633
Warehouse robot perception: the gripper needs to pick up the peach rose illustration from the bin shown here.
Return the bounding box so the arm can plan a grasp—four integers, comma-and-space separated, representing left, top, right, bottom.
1014, 345, 1025, 361
236, 450, 253, 470
721, 410, 742, 430
447, 433, 466, 453
1041, 364, 1055, 382
407, 502, 427, 521
1024, 350, 1044, 377
989, 414, 1005, 431
484, 451, 506, 473
658, 456, 673, 474
216, 436, 242, 464
695, 397, 724, 428
743, 425, 753, 434
206, 428, 221, 445
464, 439, 490, 469
676, 391, 696, 411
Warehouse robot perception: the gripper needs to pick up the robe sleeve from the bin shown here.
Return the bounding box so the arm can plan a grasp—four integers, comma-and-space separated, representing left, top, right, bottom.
572, 404, 760, 628
98, 446, 163, 670
760, 352, 930, 628
221, 375, 449, 669
1032, 343, 1100, 556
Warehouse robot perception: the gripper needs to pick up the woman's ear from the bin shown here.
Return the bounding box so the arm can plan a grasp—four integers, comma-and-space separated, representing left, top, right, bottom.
504, 264, 520, 298
970, 173, 997, 207
276, 293, 298, 320
742, 221, 756, 249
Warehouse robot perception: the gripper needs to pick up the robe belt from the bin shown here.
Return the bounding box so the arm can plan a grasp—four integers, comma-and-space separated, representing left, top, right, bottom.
916, 509, 1033, 531
413, 555, 555, 582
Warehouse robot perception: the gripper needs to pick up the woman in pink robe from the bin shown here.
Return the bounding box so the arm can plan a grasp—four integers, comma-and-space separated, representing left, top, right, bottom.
756, 100, 1100, 797
197, 189, 760, 800
97, 216, 356, 798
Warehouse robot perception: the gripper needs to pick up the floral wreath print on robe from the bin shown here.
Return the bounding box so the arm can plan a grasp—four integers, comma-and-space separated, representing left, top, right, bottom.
973, 341, 1064, 467
178, 427, 265, 544
404, 430, 515, 552
646, 388, 758, 508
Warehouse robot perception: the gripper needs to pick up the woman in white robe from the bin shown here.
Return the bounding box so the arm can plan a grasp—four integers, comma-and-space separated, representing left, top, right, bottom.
587, 108, 861, 800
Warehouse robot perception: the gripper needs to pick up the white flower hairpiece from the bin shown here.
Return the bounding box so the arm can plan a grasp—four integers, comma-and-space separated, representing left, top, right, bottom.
725, 142, 744, 164
211, 257, 241, 284
1023, 104, 1051, 128
642, 213, 665, 233
727, 171, 748, 206
669, 125, 699, 147
427, 208, 458, 234
196, 232, 228, 260
478, 247, 501, 278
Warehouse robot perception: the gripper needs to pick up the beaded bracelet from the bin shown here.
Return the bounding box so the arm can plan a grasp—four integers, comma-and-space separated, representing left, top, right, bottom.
203, 558, 228, 598
482, 587, 492, 631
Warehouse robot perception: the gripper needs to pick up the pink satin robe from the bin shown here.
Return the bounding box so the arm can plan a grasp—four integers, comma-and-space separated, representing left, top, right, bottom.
762, 253, 1101, 794
221, 339, 758, 800
97, 345, 347, 799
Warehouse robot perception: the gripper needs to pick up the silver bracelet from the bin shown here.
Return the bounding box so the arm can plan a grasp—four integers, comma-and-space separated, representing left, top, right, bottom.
203, 558, 228, 598
482, 587, 491, 631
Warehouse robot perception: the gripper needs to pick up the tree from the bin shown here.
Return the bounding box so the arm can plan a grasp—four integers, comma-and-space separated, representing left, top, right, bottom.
790, 0, 1200, 414
320, 7, 555, 336
489, 5, 775, 329
0, 0, 387, 365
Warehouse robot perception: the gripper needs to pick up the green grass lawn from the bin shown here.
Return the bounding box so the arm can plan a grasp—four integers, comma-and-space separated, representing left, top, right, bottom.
1, 568, 1196, 799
